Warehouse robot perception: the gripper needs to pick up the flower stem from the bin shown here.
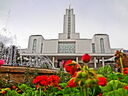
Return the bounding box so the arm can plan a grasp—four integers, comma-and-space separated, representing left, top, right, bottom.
82, 87, 88, 96
119, 57, 123, 73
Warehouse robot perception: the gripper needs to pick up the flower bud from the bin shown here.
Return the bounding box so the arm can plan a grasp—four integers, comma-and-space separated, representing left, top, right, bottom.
81, 54, 91, 63
81, 72, 87, 78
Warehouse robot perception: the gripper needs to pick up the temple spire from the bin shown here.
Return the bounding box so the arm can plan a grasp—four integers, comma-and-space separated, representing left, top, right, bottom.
69, 3, 71, 9
59, 6, 80, 39
69, 0, 71, 8
63, 6, 75, 35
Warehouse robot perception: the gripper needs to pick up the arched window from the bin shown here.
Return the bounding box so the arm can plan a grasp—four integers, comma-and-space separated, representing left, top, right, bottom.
32, 39, 37, 53
100, 38, 105, 53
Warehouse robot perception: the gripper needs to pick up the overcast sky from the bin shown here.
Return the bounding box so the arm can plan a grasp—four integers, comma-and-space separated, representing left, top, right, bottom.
0, 0, 128, 49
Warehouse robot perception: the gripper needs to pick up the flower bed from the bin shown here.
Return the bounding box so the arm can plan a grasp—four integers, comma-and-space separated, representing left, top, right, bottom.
0, 52, 128, 96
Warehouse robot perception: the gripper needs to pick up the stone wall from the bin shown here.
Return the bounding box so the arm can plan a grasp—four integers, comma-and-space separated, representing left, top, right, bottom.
0, 66, 57, 83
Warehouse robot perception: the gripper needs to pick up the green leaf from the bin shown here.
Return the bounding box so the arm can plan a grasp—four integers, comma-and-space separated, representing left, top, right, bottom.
59, 83, 67, 88
100, 80, 127, 94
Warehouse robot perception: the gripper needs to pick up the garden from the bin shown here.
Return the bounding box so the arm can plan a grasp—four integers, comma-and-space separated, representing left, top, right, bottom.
0, 51, 128, 96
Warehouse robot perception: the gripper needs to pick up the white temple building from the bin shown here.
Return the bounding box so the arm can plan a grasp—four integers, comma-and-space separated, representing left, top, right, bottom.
20, 7, 121, 68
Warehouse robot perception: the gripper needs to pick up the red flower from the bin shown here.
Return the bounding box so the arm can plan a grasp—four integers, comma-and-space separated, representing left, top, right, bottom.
0, 60, 4, 66
1, 90, 6, 94
12, 85, 17, 89
40, 80, 49, 86
124, 71, 128, 75
32, 79, 38, 84
67, 78, 77, 87
123, 68, 128, 71
49, 75, 60, 87
64, 60, 80, 75
64, 60, 73, 72
35, 85, 40, 89
124, 86, 128, 90
32, 76, 42, 84
72, 72, 77, 77
98, 77, 107, 86
32, 75, 49, 86
81, 54, 91, 63
98, 93, 103, 96
39, 76, 49, 86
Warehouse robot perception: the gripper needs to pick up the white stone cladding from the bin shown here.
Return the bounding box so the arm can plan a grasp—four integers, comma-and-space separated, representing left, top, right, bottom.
76, 39, 92, 54
27, 35, 44, 54
42, 40, 58, 54
27, 34, 114, 54
92, 34, 112, 54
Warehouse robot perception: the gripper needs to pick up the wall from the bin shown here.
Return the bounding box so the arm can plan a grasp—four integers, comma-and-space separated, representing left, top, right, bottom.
76, 39, 92, 54
0, 66, 57, 83
43, 40, 58, 54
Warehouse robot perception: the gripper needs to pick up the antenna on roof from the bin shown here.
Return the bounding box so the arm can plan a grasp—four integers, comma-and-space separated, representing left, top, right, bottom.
68, 0, 71, 9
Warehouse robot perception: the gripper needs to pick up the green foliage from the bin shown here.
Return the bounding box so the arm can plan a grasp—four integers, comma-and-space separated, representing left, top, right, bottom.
57, 68, 71, 83
18, 84, 46, 96
59, 87, 80, 96
18, 84, 34, 93
0, 84, 46, 96
102, 88, 128, 96
106, 73, 124, 82
97, 65, 113, 77
100, 80, 127, 96
2, 64, 128, 95
6, 90, 21, 96
88, 86, 101, 96
44, 86, 60, 96
120, 75, 128, 84
59, 83, 68, 88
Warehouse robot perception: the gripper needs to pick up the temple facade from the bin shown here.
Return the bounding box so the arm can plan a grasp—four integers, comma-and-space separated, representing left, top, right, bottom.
20, 7, 120, 68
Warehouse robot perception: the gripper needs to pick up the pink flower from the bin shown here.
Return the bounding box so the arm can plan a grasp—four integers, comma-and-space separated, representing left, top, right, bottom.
81, 54, 91, 63
0, 60, 4, 66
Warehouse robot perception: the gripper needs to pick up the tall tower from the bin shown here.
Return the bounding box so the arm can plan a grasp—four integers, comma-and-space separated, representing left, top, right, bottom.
59, 6, 79, 39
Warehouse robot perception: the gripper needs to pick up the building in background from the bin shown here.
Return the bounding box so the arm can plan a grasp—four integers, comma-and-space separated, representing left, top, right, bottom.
20, 7, 121, 69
